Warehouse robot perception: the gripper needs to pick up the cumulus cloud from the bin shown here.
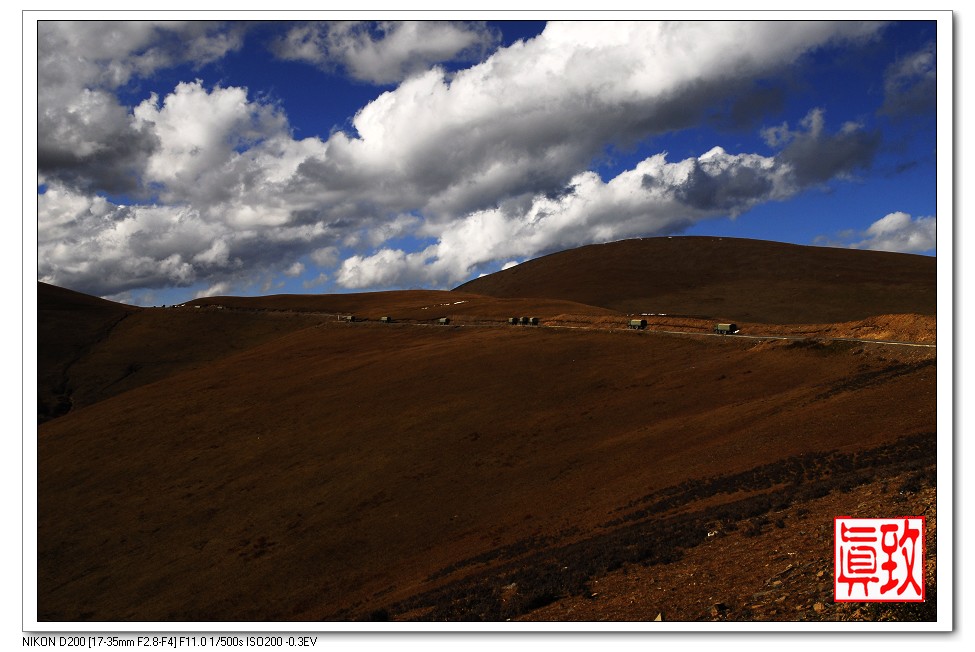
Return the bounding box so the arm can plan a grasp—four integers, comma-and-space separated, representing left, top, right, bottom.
36, 73, 356, 295
271, 21, 500, 84
36, 179, 337, 297
333, 148, 761, 289
37, 21, 246, 195
322, 22, 881, 224
37, 88, 159, 194
131, 80, 300, 211
39, 182, 213, 295
662, 148, 780, 215
37, 21, 244, 95
814, 211, 936, 254
37, 20, 891, 300
335, 112, 877, 290
850, 212, 936, 253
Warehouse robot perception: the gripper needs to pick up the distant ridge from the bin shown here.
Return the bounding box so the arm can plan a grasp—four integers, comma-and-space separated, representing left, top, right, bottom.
38, 281, 136, 312
454, 236, 936, 324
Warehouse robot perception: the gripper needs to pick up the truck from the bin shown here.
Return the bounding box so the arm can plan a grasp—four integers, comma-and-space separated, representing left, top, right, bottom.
714, 323, 739, 335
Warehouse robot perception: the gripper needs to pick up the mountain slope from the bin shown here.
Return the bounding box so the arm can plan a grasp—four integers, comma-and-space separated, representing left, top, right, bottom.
37, 282, 138, 422
455, 237, 937, 323
35, 235, 939, 623
38, 320, 936, 621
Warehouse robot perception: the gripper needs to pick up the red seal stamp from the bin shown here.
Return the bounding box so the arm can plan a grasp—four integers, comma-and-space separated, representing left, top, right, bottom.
834, 516, 925, 602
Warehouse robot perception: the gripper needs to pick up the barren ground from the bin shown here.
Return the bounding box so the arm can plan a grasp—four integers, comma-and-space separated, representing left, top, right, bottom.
36, 238, 938, 624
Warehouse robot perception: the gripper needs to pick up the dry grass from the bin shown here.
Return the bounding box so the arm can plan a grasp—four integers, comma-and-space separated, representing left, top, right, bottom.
36, 237, 938, 623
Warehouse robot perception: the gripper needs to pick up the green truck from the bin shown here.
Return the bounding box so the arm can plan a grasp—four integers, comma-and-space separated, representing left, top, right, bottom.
714, 323, 739, 335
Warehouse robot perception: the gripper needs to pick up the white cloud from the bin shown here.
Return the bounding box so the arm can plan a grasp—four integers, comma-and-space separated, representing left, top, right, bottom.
38, 183, 218, 294
284, 262, 305, 277
849, 212, 936, 253
334, 107, 882, 291
336, 145, 800, 289
335, 248, 425, 289
37, 20, 892, 299
271, 21, 500, 84
196, 281, 231, 299
312, 21, 881, 224
132, 81, 298, 210
38, 21, 244, 92
37, 183, 114, 240
36, 179, 333, 297
38, 22, 246, 193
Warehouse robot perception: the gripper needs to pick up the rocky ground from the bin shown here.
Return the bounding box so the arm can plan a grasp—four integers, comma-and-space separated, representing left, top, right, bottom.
517, 469, 937, 624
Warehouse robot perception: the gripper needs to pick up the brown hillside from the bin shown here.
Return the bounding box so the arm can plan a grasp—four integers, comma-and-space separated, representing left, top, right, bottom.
38, 319, 936, 622
37, 282, 138, 423
454, 237, 937, 324
38, 286, 623, 424
35, 233, 940, 624
37, 282, 331, 422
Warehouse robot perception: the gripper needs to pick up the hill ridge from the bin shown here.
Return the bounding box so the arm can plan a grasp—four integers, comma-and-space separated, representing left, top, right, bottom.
454, 236, 936, 324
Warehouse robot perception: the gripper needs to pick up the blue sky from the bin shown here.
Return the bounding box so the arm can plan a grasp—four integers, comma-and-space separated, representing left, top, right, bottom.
33, 17, 942, 306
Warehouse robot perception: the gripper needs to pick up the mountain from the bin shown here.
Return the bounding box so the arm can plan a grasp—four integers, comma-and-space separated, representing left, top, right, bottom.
455, 237, 937, 323
34, 238, 939, 623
